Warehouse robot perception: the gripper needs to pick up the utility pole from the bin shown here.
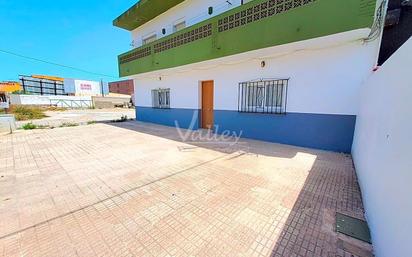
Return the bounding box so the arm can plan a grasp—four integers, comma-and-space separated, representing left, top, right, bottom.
100, 79, 104, 97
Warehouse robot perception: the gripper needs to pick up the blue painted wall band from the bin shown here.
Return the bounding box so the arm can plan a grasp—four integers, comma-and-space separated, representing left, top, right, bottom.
136, 106, 200, 130
135, 107, 356, 153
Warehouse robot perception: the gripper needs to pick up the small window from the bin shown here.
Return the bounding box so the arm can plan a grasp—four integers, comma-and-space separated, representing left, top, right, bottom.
142, 34, 157, 45
152, 88, 170, 108
173, 21, 186, 32
238, 79, 288, 114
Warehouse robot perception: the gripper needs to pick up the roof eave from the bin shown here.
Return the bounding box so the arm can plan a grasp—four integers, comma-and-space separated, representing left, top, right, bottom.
113, 0, 186, 31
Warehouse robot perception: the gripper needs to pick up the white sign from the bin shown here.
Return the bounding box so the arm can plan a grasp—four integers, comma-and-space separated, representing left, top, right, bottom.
64, 79, 102, 96
80, 83, 92, 90
74, 80, 101, 96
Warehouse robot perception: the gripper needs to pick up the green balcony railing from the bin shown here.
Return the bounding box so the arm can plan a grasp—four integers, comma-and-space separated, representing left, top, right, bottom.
118, 0, 377, 77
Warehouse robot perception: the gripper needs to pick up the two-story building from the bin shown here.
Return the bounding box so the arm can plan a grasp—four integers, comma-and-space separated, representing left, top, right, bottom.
114, 0, 386, 153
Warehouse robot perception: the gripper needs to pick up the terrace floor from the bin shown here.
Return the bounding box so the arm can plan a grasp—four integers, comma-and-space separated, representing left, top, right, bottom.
0, 122, 372, 257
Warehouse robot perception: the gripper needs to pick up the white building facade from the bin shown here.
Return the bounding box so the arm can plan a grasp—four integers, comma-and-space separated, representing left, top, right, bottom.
114, 0, 385, 153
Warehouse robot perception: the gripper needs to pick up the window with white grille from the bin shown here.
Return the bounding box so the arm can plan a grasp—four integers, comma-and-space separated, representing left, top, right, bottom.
151, 88, 170, 108
238, 79, 288, 114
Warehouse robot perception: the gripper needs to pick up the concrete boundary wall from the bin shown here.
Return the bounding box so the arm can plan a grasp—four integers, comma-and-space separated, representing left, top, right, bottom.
352, 38, 412, 257
92, 96, 131, 109
0, 114, 16, 134
10, 95, 93, 108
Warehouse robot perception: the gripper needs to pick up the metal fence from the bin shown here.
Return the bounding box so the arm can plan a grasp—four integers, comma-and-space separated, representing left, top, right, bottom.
238, 79, 288, 114
20, 76, 67, 96
50, 99, 93, 109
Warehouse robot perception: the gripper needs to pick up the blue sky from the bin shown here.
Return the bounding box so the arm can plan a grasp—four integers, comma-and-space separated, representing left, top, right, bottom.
0, 0, 137, 83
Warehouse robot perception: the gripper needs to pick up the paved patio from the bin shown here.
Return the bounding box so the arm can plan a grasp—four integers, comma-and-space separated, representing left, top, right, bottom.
0, 122, 372, 257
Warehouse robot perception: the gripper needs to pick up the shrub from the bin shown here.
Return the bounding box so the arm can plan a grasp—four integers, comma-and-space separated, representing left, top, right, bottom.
60, 122, 79, 127
45, 106, 67, 112
10, 105, 47, 121
21, 123, 37, 130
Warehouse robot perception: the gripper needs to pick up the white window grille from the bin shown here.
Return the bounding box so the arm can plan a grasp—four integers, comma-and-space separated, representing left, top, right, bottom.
151, 88, 170, 108
239, 79, 288, 114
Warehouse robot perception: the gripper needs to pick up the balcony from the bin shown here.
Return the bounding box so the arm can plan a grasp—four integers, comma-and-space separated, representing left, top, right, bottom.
118, 0, 377, 77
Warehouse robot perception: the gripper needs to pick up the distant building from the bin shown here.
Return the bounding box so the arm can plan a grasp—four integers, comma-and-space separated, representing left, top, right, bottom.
19, 75, 66, 96
0, 82, 21, 109
18, 75, 107, 96
0, 81, 21, 93
114, 0, 384, 153
109, 80, 134, 95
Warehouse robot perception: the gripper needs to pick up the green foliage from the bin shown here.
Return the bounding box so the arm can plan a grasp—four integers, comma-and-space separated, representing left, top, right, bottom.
10, 105, 47, 121
21, 123, 37, 130
21, 123, 52, 130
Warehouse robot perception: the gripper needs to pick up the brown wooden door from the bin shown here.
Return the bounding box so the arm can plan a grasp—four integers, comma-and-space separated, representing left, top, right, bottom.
201, 81, 214, 129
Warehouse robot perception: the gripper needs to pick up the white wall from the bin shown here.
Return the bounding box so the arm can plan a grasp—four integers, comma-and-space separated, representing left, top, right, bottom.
131, 0, 244, 48
0, 114, 16, 134
133, 32, 380, 115
10, 94, 92, 108
352, 38, 412, 257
